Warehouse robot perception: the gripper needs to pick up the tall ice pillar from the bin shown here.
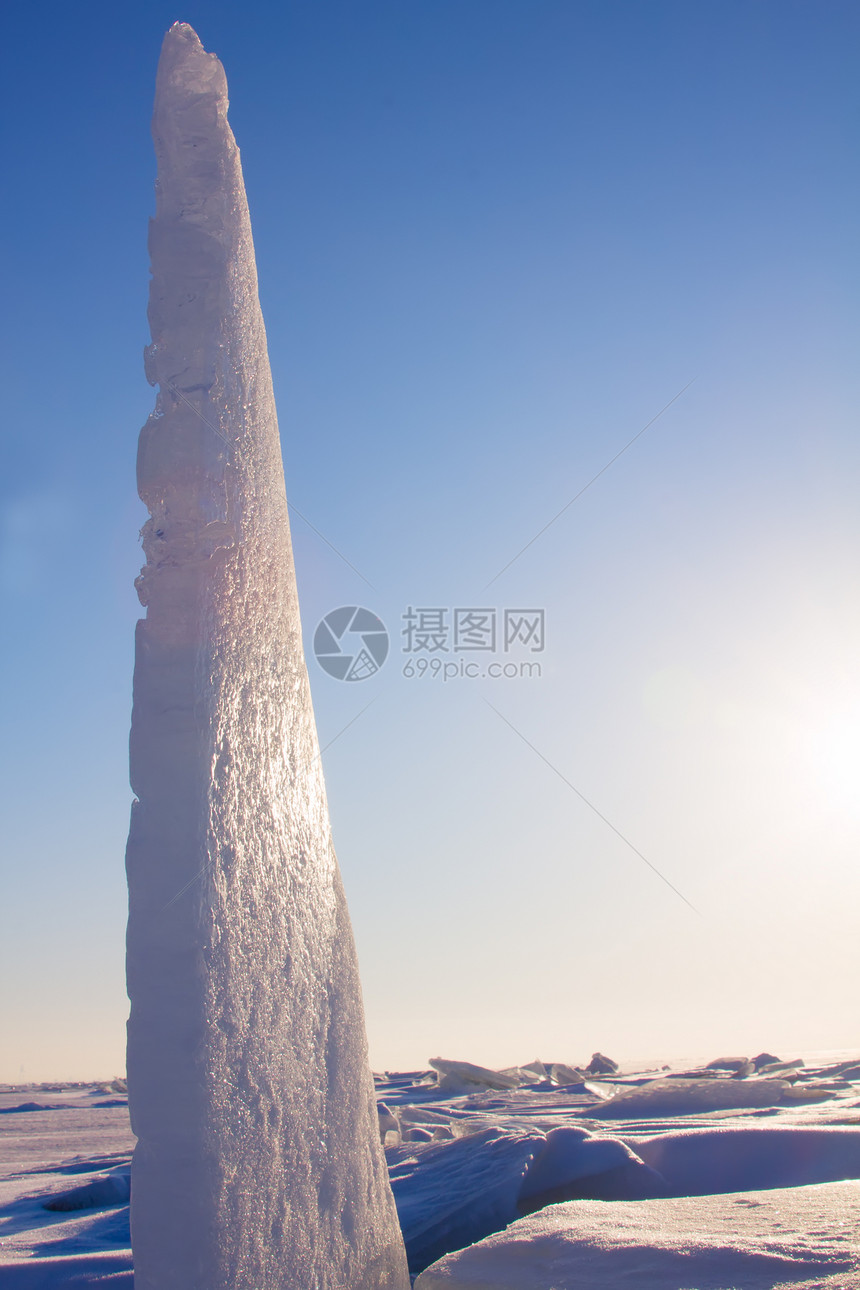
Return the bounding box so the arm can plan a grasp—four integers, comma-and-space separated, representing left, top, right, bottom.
125, 23, 409, 1289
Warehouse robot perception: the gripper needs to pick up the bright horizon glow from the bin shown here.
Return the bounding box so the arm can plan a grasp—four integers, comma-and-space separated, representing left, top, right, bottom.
1, 0, 858, 1083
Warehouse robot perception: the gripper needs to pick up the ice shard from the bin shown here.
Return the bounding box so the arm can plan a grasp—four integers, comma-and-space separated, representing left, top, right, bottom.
125, 23, 409, 1290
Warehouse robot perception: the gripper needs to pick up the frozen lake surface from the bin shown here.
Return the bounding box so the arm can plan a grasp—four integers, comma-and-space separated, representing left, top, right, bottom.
1, 1050, 859, 1287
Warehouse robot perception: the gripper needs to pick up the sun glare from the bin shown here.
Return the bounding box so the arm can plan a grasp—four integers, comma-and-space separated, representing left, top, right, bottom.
808, 708, 860, 813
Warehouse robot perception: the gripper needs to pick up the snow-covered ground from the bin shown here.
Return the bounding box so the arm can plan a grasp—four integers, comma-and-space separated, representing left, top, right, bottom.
0, 1085, 133, 1285
2, 1051, 859, 1287
414, 1183, 860, 1289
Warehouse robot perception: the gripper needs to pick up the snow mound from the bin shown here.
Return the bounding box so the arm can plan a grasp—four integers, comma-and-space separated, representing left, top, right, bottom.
634, 1125, 860, 1195
414, 1180, 860, 1289
44, 1169, 130, 1212
387, 1126, 545, 1273
518, 1127, 665, 1209
387, 1123, 669, 1272
0, 1252, 133, 1286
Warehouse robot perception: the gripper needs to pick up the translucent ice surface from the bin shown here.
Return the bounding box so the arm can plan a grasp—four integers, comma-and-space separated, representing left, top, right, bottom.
125, 23, 408, 1290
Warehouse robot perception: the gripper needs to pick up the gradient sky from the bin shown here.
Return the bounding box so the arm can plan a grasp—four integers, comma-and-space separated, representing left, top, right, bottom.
1, 0, 858, 1082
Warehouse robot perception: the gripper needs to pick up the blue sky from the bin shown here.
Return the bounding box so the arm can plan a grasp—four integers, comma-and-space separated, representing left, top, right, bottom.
1, 1, 858, 1080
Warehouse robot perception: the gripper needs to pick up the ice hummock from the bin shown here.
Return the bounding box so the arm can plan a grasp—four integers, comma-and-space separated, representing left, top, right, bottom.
124, 23, 408, 1290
